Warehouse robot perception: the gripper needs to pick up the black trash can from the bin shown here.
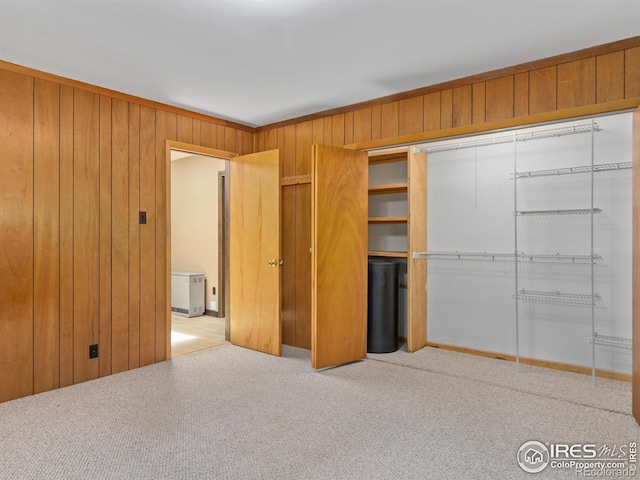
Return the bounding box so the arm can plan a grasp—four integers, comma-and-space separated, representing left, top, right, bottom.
367, 258, 399, 353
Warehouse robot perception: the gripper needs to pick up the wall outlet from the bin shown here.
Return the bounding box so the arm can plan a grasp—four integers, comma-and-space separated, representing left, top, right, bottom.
210, 301, 217, 311
89, 344, 99, 359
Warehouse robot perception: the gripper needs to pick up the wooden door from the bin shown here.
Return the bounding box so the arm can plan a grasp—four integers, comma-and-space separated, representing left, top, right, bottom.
229, 150, 281, 356
311, 145, 368, 369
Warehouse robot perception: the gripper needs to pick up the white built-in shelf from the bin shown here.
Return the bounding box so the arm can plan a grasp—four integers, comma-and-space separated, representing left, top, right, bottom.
368, 183, 408, 195
514, 289, 600, 305
515, 208, 602, 216
418, 122, 600, 154
368, 217, 408, 224
368, 251, 408, 258
368, 150, 408, 165
589, 333, 632, 349
513, 162, 632, 179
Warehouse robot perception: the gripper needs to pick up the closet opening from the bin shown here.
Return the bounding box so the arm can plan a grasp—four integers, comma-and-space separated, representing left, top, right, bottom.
414, 110, 633, 383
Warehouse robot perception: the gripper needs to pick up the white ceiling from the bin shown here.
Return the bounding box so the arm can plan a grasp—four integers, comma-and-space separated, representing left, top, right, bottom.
1, 1, 639, 127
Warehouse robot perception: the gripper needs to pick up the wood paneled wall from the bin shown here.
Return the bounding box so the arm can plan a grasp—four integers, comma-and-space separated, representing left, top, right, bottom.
0, 63, 253, 403
255, 38, 640, 348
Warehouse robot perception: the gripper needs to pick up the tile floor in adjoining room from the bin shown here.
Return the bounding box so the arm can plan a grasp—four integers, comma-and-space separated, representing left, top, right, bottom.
171, 314, 226, 357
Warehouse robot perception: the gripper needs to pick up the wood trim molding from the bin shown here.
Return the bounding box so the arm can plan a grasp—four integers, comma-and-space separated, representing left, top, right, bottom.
168, 141, 238, 159
257, 36, 640, 132
346, 97, 640, 151
426, 342, 632, 382
0, 59, 256, 133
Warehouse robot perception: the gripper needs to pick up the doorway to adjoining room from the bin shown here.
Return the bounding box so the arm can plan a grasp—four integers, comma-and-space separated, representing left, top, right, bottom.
170, 149, 227, 356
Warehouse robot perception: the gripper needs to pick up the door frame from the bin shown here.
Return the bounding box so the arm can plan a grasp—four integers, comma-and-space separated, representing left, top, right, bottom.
165, 141, 236, 358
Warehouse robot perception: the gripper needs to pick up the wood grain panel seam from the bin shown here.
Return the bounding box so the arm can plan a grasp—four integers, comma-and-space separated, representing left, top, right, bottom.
624, 49, 627, 99
31, 79, 35, 394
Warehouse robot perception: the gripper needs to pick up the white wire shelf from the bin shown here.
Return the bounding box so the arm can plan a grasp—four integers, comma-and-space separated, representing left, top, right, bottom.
418, 122, 600, 154
589, 333, 632, 349
514, 289, 600, 305
515, 208, 602, 216
412, 251, 600, 264
513, 162, 632, 179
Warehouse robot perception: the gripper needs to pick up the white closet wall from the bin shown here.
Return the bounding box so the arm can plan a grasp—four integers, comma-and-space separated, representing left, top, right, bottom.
425, 112, 632, 375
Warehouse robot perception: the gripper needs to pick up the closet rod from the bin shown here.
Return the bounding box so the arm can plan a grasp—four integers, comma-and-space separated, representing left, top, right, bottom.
412, 251, 600, 263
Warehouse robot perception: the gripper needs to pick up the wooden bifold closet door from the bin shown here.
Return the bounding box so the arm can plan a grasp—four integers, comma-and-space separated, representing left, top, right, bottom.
311, 144, 369, 369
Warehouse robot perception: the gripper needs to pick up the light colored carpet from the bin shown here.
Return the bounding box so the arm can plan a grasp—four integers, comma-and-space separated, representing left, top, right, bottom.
0, 344, 637, 479
368, 345, 632, 415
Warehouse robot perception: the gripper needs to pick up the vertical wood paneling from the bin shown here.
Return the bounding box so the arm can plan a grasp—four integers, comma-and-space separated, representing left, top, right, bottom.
0, 71, 33, 403
201, 122, 216, 149
33, 79, 59, 394
98, 95, 112, 378
558, 58, 596, 109
282, 185, 296, 347
597, 52, 624, 103
224, 127, 236, 152
265, 128, 278, 151
295, 121, 312, 175
216, 125, 225, 151
626, 46, 640, 98
242, 131, 253, 155
331, 114, 345, 147
423, 92, 441, 131
353, 107, 372, 143
256, 131, 265, 152
73, 89, 100, 384
440, 89, 453, 129
323, 117, 332, 146
371, 105, 382, 140
452, 86, 471, 128
295, 183, 311, 349
128, 103, 141, 369
381, 101, 399, 139
111, 99, 129, 373
312, 118, 324, 145
235, 130, 244, 154
472, 83, 486, 124
399, 97, 424, 135
139, 106, 156, 366
192, 119, 201, 145
283, 124, 296, 176
155, 111, 176, 362
59, 85, 74, 388
485, 76, 513, 122
514, 73, 529, 117
529, 66, 557, 114
177, 115, 192, 144
344, 111, 354, 145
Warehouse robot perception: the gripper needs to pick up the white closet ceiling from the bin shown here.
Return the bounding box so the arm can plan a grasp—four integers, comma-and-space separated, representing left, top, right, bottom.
1, 0, 639, 127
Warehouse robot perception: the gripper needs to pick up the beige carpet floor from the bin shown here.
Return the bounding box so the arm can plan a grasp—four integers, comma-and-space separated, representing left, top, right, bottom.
0, 344, 637, 479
